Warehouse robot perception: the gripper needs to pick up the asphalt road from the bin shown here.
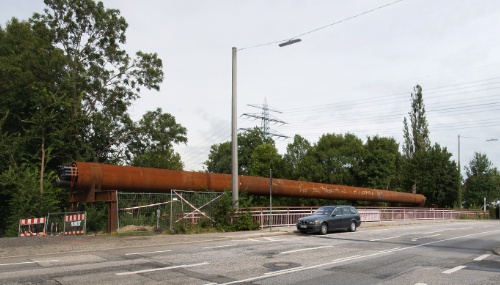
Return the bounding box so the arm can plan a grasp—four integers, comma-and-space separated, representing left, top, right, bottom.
1, 220, 499, 284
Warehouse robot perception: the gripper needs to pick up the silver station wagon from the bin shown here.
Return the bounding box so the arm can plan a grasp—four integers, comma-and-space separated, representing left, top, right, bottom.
296, 205, 361, 235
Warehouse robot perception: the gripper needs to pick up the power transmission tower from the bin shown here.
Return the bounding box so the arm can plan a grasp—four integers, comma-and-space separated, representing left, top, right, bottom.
242, 98, 289, 139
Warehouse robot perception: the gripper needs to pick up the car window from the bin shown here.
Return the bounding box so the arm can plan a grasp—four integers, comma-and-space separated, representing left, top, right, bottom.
314, 207, 333, 215
332, 208, 342, 215
349, 207, 358, 214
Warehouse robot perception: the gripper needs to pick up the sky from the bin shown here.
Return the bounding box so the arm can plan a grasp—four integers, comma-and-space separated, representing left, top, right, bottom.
1, 0, 499, 176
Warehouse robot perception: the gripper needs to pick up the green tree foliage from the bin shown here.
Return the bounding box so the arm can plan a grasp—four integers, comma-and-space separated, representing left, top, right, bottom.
359, 136, 401, 190
400, 85, 459, 208
238, 128, 274, 175
404, 144, 458, 207
463, 152, 500, 208
302, 133, 364, 185
0, 1, 186, 235
282, 135, 311, 180
403, 85, 431, 159
128, 108, 187, 170
205, 142, 232, 174
0, 18, 71, 169
31, 0, 164, 162
204, 128, 274, 175
248, 144, 283, 178
0, 164, 64, 236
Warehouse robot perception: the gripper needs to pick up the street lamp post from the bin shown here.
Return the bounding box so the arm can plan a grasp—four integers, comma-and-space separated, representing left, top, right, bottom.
458, 135, 462, 207
231, 39, 301, 208
231, 47, 238, 207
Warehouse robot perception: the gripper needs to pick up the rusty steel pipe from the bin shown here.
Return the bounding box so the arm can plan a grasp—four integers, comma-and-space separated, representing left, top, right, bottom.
57, 162, 426, 205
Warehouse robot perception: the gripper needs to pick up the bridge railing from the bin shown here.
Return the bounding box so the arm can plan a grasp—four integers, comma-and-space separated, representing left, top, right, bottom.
242, 207, 488, 228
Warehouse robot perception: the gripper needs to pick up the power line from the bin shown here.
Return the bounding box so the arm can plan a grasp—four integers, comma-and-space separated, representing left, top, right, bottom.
239, 0, 405, 51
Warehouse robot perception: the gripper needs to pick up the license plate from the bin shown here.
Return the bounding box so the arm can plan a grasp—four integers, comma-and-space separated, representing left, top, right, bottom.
300, 225, 307, 228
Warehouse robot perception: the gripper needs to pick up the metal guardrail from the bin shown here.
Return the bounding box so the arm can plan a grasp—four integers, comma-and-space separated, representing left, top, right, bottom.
243, 207, 489, 228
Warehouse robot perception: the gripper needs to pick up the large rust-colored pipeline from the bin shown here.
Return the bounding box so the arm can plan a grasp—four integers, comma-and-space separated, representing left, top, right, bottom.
57, 162, 426, 205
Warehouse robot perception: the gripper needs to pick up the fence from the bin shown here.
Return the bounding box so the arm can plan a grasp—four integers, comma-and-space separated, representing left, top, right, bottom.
245, 207, 489, 228
117, 190, 224, 233
46, 212, 87, 236
18, 217, 46, 237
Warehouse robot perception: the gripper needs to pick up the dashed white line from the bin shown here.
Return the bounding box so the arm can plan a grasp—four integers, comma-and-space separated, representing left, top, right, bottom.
264, 266, 306, 275
0, 260, 59, 266
442, 265, 466, 274
369, 235, 401, 242
280, 245, 334, 254
116, 262, 209, 275
125, 250, 171, 256
411, 234, 441, 242
473, 254, 490, 261
203, 245, 233, 249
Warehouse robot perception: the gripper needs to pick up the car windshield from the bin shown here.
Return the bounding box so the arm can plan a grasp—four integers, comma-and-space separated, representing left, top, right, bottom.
313, 207, 333, 215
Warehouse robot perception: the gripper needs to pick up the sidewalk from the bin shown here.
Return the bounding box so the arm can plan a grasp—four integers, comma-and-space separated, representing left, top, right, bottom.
0, 220, 498, 258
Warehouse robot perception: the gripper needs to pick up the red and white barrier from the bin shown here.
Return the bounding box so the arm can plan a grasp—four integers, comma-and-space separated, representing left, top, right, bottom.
65, 213, 86, 222
63, 213, 86, 235
18, 217, 47, 237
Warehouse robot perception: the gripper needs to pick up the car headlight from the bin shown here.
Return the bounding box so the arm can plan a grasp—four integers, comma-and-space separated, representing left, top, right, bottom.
308, 221, 318, 225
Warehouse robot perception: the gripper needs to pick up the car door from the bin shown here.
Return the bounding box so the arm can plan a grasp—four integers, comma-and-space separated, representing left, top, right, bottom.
328, 207, 343, 230
340, 207, 352, 228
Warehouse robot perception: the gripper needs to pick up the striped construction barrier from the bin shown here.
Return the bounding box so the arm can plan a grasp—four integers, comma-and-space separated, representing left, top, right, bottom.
65, 213, 86, 222
18, 217, 47, 237
63, 213, 86, 235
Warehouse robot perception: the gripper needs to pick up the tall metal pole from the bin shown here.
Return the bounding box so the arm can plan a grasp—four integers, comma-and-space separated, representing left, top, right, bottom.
231, 47, 239, 208
269, 168, 273, 232
458, 135, 462, 208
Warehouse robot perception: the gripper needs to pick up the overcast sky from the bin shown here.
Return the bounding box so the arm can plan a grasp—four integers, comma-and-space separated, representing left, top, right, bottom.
1, 0, 499, 175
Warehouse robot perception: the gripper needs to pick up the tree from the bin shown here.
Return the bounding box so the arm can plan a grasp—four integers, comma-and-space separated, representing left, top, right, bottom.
0, 18, 73, 235
407, 144, 458, 207
31, 0, 164, 162
0, 164, 64, 237
282, 135, 311, 180
402, 85, 432, 195
205, 142, 232, 174
402, 85, 430, 159
248, 144, 283, 178
359, 136, 401, 190
238, 128, 274, 175
302, 133, 364, 186
204, 127, 274, 175
463, 152, 500, 208
127, 108, 187, 170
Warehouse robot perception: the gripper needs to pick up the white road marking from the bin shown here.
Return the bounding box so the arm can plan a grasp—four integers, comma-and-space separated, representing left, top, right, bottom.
264, 266, 306, 275
205, 229, 500, 285
369, 235, 401, 242
263, 237, 284, 241
203, 245, 234, 249
443, 265, 466, 274
125, 250, 171, 256
280, 245, 334, 254
411, 234, 441, 241
379, 247, 401, 253
473, 254, 490, 261
116, 262, 209, 275
415, 283, 428, 285
0, 260, 59, 266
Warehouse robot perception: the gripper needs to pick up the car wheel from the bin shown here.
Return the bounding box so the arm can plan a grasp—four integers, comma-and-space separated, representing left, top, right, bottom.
348, 221, 357, 232
320, 223, 328, 235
